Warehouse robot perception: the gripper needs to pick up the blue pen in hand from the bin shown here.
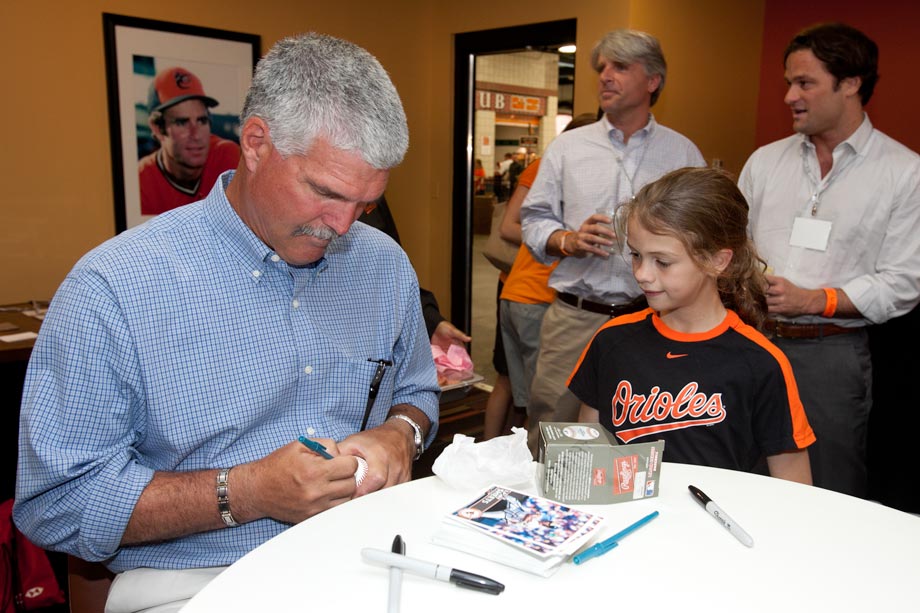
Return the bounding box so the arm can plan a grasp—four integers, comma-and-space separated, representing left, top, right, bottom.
298, 436, 334, 459
573, 510, 659, 565
300, 436, 370, 486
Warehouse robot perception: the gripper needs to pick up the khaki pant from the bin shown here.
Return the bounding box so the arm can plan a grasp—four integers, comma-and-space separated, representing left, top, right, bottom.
526, 298, 608, 456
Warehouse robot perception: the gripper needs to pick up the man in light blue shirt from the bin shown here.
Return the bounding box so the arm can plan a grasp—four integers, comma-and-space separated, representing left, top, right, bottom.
520, 29, 704, 454
14, 33, 439, 611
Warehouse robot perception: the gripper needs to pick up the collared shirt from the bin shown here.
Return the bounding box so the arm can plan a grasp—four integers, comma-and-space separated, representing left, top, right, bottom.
14, 172, 440, 572
521, 115, 705, 303
739, 115, 920, 325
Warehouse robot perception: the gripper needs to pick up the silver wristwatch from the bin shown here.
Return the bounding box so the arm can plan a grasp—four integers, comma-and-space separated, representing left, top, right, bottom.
388, 414, 424, 460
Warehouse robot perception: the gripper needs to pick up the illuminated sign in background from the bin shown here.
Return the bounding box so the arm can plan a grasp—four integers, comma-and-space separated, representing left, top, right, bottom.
475, 90, 546, 116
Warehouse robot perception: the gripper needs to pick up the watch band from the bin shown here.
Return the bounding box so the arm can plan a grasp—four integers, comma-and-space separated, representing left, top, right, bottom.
216, 468, 240, 527
387, 414, 424, 460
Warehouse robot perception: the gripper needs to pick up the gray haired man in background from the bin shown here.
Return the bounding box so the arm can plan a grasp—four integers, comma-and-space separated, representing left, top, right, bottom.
521, 28, 704, 454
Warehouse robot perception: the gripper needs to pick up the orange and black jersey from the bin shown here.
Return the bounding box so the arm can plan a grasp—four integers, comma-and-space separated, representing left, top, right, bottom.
568, 308, 815, 472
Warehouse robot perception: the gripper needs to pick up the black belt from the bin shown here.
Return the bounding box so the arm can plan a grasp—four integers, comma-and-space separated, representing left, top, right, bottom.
763, 320, 859, 339
557, 292, 644, 318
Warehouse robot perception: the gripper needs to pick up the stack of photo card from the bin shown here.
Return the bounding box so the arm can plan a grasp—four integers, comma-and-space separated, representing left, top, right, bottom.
431, 485, 605, 577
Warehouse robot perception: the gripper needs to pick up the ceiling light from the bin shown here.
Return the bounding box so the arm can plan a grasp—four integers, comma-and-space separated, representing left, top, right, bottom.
558, 44, 576, 54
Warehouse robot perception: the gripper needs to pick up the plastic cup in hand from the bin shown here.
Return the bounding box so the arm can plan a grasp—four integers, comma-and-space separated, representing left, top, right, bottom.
595, 206, 618, 253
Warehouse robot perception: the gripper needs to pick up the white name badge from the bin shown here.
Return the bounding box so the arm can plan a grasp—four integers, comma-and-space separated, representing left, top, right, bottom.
789, 216, 832, 251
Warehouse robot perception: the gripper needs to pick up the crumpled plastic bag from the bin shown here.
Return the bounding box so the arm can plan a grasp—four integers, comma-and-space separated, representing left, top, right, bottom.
431, 343, 475, 386
432, 427, 537, 490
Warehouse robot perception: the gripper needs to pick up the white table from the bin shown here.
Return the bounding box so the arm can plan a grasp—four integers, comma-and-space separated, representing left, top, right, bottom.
183, 463, 920, 611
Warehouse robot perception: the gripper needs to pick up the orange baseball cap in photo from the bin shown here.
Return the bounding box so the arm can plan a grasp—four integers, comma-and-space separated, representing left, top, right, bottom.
147, 67, 219, 114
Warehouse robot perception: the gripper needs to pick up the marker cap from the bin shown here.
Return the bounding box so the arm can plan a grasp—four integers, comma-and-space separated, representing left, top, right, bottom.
449, 569, 505, 594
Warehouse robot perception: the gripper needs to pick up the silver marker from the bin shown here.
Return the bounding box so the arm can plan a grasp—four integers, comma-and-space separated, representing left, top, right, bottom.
688, 485, 754, 547
389, 535, 404, 613
361, 548, 504, 594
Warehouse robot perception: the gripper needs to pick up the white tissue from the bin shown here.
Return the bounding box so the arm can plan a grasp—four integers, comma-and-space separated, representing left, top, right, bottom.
431, 427, 537, 490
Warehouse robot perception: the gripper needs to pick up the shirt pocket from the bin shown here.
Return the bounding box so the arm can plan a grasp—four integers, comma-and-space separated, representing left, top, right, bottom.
316, 354, 396, 435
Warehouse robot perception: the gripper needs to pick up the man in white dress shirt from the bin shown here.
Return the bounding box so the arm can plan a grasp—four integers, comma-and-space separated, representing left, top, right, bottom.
739, 22, 920, 498
520, 28, 704, 455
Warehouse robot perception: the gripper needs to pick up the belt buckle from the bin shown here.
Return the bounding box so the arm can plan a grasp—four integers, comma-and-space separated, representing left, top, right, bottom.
776, 325, 792, 339
772, 322, 828, 340
764, 320, 783, 338
776, 322, 801, 339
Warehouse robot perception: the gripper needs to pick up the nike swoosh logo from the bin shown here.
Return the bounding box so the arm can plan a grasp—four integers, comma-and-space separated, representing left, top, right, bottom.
666, 352, 688, 359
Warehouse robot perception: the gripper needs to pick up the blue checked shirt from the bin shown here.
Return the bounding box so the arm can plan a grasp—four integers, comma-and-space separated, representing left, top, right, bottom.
521, 115, 705, 303
13, 172, 440, 572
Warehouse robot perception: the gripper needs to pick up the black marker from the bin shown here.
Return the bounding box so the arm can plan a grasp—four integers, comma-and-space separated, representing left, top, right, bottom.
688, 485, 754, 547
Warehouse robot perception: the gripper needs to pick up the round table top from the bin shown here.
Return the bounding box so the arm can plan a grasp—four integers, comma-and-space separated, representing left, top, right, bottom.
183, 462, 920, 612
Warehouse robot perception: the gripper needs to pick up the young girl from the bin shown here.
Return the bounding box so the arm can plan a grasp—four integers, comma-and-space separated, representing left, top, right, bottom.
568, 167, 814, 483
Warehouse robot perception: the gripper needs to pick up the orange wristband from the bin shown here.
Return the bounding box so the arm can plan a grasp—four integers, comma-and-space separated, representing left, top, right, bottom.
821, 288, 838, 318
559, 231, 574, 256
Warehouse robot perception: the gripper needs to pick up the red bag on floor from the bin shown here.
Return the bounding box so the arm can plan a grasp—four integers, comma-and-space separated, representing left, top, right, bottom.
1, 499, 65, 612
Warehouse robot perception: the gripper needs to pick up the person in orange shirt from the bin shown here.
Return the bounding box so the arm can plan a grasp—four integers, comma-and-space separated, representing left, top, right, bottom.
473, 159, 486, 195
485, 114, 596, 442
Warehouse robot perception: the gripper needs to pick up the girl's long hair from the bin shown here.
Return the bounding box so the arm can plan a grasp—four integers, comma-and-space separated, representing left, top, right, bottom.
618, 167, 768, 328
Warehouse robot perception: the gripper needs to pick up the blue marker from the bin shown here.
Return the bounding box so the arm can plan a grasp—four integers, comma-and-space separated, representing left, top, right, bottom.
573, 510, 659, 565
298, 436, 334, 459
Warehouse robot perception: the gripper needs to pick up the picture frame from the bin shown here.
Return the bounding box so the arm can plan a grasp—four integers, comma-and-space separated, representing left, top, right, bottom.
102, 13, 260, 232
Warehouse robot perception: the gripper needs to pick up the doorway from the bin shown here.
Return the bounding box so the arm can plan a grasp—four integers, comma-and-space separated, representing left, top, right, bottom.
451, 19, 577, 385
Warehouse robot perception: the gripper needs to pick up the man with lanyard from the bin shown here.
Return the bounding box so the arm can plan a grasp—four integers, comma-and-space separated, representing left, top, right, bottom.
739, 23, 920, 498
520, 28, 704, 455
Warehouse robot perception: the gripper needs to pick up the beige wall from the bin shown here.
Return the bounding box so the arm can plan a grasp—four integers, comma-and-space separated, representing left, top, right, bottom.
631, 0, 765, 173
0, 0, 764, 315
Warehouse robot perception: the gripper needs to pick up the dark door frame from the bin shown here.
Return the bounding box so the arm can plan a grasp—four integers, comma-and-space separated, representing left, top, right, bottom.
450, 18, 578, 334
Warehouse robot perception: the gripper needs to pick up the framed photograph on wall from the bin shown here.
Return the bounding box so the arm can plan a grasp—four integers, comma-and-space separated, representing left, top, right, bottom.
103, 13, 260, 232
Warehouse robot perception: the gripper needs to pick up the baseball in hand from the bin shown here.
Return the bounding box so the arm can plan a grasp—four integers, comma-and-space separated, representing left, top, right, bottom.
354, 456, 368, 486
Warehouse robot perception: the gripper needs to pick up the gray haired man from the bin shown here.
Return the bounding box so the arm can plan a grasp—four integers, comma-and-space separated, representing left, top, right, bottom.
521, 29, 705, 454
15, 33, 439, 611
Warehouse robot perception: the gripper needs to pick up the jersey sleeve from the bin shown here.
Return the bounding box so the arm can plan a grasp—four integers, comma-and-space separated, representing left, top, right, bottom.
566, 325, 610, 411
746, 337, 816, 455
